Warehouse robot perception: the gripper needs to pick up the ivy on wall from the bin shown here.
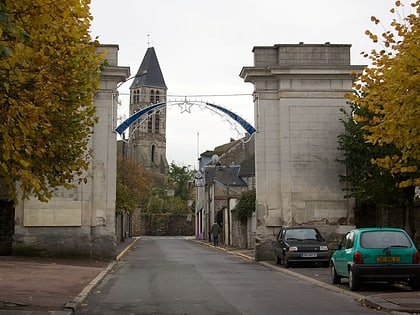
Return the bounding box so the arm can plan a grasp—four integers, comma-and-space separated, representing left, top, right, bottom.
233, 189, 256, 223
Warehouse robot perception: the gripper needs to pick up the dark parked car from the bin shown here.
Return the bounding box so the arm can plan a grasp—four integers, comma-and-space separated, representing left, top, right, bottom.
330, 227, 420, 291
274, 226, 330, 268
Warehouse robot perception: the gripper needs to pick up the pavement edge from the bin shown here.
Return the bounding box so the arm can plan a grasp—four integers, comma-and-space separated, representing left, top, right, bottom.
63, 237, 139, 314
192, 239, 420, 314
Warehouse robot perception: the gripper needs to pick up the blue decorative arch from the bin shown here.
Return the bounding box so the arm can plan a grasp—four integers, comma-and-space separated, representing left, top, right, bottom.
115, 102, 166, 136
205, 102, 256, 136
114, 101, 256, 137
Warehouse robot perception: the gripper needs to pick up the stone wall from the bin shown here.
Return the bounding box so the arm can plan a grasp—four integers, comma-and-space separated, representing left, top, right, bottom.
13, 227, 115, 259
241, 43, 365, 260
356, 202, 420, 249
135, 213, 195, 236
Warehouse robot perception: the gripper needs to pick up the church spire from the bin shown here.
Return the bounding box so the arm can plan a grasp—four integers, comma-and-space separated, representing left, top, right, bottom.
128, 46, 168, 175
130, 47, 167, 90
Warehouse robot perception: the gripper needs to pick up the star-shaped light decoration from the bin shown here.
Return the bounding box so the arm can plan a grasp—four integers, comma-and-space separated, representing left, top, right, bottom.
178, 99, 193, 113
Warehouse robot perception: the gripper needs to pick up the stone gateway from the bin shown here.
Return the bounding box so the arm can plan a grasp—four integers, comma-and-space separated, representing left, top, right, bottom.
240, 43, 365, 260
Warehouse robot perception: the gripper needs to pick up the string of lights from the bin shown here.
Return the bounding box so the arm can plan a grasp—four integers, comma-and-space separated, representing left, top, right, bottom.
116, 92, 253, 97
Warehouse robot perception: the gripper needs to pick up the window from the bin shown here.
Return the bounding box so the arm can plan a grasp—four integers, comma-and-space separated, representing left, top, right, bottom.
131, 90, 140, 104
360, 231, 411, 249
132, 90, 140, 104
150, 90, 155, 104
284, 229, 301, 240
156, 91, 160, 102
155, 111, 160, 133
345, 232, 354, 249
148, 114, 153, 133
151, 144, 156, 163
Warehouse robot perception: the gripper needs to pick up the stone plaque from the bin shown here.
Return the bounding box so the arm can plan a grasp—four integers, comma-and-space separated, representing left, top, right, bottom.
24, 208, 82, 226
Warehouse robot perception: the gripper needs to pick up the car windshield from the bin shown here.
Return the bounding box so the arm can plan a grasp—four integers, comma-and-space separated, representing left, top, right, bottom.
284, 229, 321, 241
360, 231, 412, 249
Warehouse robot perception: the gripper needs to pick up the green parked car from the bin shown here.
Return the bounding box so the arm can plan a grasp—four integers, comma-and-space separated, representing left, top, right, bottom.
330, 227, 420, 291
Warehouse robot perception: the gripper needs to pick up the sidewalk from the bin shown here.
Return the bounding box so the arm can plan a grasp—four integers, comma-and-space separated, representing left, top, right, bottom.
0, 237, 138, 315
0, 238, 419, 314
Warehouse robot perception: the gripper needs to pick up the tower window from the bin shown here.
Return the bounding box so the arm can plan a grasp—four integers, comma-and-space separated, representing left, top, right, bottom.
151, 144, 156, 163
156, 91, 160, 102
148, 114, 153, 133
155, 110, 160, 134
132, 90, 140, 104
150, 89, 155, 104
131, 91, 133, 104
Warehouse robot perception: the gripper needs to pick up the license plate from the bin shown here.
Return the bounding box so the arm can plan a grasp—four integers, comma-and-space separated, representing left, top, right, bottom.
376, 256, 400, 262
302, 253, 317, 258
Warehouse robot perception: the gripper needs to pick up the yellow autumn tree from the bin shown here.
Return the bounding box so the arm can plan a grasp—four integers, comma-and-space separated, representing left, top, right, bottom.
0, 0, 104, 202
348, 0, 420, 188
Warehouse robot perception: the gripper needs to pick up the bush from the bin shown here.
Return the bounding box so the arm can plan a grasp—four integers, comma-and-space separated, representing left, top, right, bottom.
233, 189, 256, 223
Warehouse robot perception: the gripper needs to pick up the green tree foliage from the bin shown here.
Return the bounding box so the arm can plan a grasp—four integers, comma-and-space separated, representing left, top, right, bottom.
144, 192, 187, 215
166, 162, 195, 203
143, 163, 195, 215
233, 189, 256, 223
0, 0, 104, 203
347, 0, 420, 188
337, 104, 407, 207
116, 156, 153, 214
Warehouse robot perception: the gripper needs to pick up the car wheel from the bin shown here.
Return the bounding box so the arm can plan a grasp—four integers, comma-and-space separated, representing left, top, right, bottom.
331, 263, 341, 284
408, 278, 420, 291
348, 267, 361, 291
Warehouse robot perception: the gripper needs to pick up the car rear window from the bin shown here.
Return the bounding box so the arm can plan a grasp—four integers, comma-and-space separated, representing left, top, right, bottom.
360, 231, 412, 249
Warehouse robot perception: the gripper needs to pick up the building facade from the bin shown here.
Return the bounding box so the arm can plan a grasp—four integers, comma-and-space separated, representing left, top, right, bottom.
240, 43, 365, 260
196, 136, 256, 247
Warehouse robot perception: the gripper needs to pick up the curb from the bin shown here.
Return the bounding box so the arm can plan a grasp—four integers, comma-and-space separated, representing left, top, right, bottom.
193, 240, 420, 314
258, 261, 364, 301
363, 296, 420, 315
116, 237, 140, 261
64, 237, 139, 314
193, 240, 365, 301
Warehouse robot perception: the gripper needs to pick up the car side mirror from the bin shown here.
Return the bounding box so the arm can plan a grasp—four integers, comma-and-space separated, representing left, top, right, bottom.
331, 244, 341, 250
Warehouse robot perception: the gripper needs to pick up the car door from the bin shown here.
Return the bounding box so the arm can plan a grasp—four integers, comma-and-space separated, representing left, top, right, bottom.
334, 231, 354, 276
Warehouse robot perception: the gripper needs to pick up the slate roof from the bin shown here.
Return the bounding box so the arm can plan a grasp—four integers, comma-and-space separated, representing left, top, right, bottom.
213, 139, 241, 156
130, 47, 167, 89
204, 166, 247, 187
200, 150, 215, 158
199, 139, 241, 163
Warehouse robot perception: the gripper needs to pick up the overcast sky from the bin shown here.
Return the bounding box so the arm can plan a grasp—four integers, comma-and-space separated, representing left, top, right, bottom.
90, 0, 400, 168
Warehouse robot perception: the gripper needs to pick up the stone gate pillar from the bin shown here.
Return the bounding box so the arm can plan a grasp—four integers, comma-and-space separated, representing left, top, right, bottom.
13, 45, 130, 259
240, 43, 364, 260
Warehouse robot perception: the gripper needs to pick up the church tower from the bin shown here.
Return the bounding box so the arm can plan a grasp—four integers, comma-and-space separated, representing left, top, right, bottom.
129, 47, 168, 174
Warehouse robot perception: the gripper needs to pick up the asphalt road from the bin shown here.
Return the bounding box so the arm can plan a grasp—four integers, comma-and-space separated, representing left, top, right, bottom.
76, 236, 386, 315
